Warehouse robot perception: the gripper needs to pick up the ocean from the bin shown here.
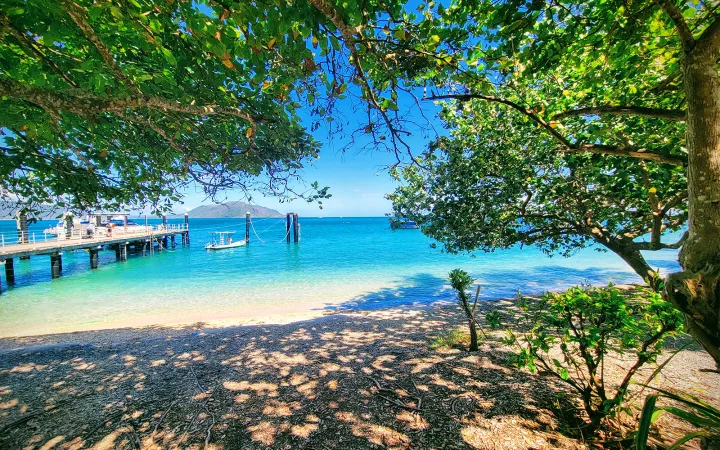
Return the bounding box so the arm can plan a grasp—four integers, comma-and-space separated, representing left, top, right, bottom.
0, 217, 681, 337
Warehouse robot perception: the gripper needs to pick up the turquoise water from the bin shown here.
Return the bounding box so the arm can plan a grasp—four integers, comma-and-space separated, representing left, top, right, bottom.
0, 217, 681, 337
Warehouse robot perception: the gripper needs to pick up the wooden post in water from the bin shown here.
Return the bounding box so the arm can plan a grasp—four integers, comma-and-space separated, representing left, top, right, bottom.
171, 235, 176, 248
16, 212, 28, 244
184, 213, 190, 245
65, 214, 73, 239
50, 253, 62, 278
246, 212, 250, 244
120, 243, 128, 261
16, 212, 30, 260
4, 258, 14, 284
162, 214, 169, 248
293, 213, 299, 243
89, 248, 99, 269
142, 240, 148, 256
115, 245, 121, 260
286, 213, 292, 243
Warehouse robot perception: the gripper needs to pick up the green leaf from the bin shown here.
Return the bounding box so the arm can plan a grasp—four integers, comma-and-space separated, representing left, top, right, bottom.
160, 47, 177, 66
635, 395, 658, 450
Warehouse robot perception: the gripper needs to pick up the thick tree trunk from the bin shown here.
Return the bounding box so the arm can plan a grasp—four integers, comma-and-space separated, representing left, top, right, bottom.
602, 238, 660, 289
664, 40, 720, 367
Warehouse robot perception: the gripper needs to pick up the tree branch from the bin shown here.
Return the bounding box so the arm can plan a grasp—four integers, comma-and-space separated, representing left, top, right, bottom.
0, 14, 79, 88
427, 93, 574, 147
695, 14, 720, 52
661, 191, 688, 216
654, 0, 695, 50
636, 230, 688, 250
59, 0, 141, 94
0, 79, 261, 126
552, 105, 686, 122
574, 144, 687, 166
427, 93, 688, 166
306, 0, 412, 154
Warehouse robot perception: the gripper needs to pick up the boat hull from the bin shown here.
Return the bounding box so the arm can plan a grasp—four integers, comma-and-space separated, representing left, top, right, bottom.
205, 241, 247, 250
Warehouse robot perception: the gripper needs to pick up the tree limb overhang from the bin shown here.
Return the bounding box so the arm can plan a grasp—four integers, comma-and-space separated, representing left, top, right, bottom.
0, 78, 263, 126
552, 106, 686, 122
426, 93, 688, 167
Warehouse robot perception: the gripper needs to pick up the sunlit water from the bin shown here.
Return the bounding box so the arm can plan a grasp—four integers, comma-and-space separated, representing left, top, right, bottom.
0, 217, 680, 337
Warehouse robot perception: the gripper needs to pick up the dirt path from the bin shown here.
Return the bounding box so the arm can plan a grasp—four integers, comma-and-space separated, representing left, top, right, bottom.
0, 302, 717, 449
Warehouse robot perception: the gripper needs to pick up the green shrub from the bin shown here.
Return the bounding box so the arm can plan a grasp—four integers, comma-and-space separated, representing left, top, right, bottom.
485, 310, 502, 329
504, 285, 683, 433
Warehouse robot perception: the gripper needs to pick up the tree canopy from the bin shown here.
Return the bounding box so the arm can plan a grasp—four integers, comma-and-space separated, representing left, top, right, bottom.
389, 99, 687, 282
377, 0, 719, 363
0, 0, 379, 213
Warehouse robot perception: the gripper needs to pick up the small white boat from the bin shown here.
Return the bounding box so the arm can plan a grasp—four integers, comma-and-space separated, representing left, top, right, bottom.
205, 231, 246, 250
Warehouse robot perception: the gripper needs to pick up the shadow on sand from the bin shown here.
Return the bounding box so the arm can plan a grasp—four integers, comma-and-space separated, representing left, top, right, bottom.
0, 301, 589, 449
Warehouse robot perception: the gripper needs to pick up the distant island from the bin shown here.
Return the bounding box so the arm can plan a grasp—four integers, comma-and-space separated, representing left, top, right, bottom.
183, 201, 284, 219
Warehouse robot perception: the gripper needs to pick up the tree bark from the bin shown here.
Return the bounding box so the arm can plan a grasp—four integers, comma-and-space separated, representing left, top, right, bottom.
664, 33, 720, 367
459, 297, 479, 351
596, 236, 661, 289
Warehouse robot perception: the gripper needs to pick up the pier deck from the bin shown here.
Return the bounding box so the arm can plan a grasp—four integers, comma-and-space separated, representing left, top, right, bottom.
0, 223, 189, 286
0, 227, 187, 260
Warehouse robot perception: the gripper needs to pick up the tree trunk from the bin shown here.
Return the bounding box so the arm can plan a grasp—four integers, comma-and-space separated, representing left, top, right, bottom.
664, 39, 720, 367
467, 317, 479, 352
460, 298, 479, 351
601, 237, 661, 289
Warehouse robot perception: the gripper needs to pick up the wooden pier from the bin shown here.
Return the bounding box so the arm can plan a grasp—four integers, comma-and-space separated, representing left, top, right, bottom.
0, 220, 189, 289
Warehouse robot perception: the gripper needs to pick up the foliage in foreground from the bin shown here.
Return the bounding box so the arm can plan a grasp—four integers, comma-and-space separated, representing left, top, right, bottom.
504, 285, 683, 433
448, 269, 484, 352
636, 387, 720, 450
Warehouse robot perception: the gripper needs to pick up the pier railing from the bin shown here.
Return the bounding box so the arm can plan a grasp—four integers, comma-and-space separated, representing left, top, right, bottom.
1, 223, 188, 248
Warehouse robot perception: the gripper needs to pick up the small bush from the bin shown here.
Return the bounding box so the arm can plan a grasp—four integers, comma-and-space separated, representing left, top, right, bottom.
485, 310, 502, 329
504, 285, 683, 433
431, 327, 468, 350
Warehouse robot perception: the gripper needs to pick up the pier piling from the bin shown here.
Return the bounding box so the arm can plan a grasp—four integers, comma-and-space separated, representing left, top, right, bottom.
246, 212, 250, 244
89, 248, 99, 269
4, 258, 14, 284
65, 215, 73, 239
50, 253, 62, 278
16, 212, 30, 260
171, 235, 176, 248
162, 214, 169, 248
286, 213, 292, 243
120, 244, 128, 261
293, 213, 300, 243
115, 245, 121, 260
184, 213, 190, 244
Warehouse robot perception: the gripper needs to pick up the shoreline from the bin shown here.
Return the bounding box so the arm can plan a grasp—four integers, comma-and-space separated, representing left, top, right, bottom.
0, 301, 457, 354
0, 283, 641, 351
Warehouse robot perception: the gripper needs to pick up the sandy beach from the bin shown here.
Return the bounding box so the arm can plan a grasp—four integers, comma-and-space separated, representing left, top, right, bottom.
0, 299, 718, 450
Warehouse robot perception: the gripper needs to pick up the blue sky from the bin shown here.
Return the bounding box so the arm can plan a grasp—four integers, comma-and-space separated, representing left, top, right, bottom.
178, 144, 401, 217
178, 95, 444, 218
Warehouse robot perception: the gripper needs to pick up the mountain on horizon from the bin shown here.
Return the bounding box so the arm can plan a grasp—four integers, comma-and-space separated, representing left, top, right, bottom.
184, 201, 284, 219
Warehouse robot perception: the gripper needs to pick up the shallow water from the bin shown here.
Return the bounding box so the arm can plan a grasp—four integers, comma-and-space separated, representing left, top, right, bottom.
0, 217, 680, 337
